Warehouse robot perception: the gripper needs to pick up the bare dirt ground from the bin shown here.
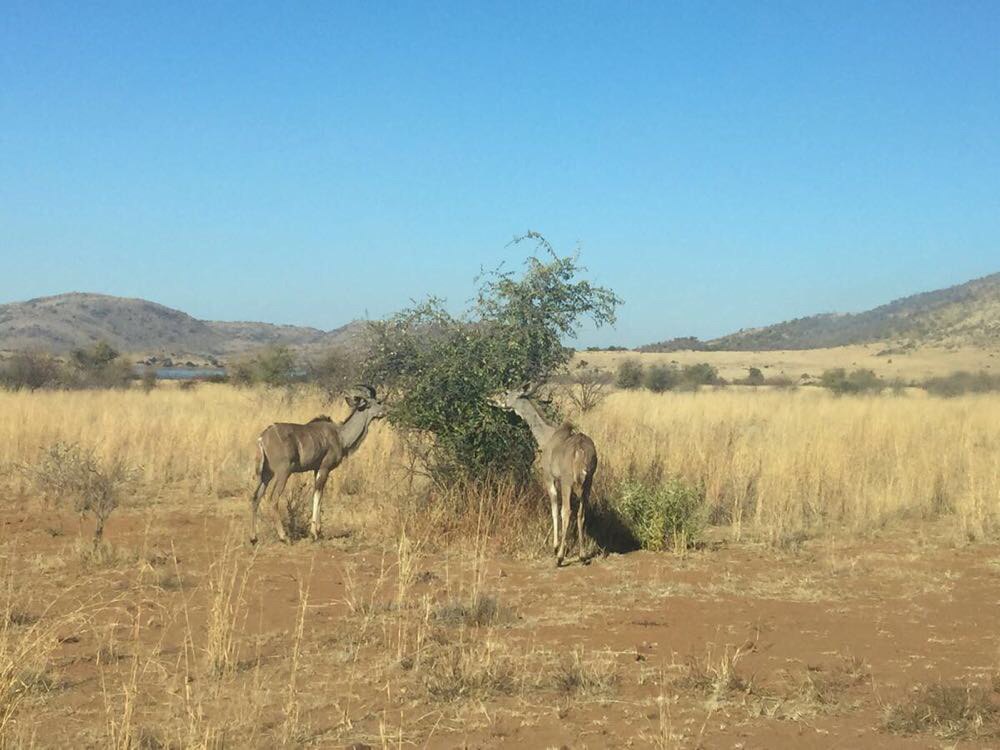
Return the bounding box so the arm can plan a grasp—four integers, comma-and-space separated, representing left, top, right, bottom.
4, 492, 1000, 749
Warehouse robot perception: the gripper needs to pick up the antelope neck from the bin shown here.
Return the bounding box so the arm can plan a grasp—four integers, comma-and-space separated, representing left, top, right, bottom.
511, 398, 557, 445
339, 408, 373, 454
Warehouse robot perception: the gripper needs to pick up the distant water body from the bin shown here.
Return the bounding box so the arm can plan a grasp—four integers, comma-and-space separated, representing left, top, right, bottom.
146, 367, 227, 380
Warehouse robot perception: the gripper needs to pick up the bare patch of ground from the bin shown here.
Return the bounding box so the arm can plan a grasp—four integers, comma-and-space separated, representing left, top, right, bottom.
2, 494, 999, 748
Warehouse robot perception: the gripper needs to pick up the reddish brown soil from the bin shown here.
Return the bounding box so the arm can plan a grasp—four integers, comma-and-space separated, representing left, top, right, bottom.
3, 495, 999, 749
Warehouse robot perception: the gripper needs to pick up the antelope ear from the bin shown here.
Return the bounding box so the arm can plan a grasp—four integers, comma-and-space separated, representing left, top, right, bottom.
345, 396, 361, 409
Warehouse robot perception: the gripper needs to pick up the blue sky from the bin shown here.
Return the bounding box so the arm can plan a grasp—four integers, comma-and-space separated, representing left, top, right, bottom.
2, 2, 998, 346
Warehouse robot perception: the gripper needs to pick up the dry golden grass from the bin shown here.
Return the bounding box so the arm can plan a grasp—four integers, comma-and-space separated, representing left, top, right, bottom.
579, 388, 1000, 544
1, 382, 999, 546
0, 384, 401, 499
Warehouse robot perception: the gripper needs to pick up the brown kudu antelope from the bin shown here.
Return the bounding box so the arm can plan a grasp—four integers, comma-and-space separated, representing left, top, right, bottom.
492, 385, 598, 566
249, 385, 386, 544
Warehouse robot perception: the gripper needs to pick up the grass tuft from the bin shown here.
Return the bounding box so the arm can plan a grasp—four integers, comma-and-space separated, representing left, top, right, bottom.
550, 648, 618, 697
885, 681, 1000, 739
432, 594, 515, 628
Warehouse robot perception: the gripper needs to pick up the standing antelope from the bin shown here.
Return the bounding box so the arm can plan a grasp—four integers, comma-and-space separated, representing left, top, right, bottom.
249, 385, 386, 544
492, 385, 598, 567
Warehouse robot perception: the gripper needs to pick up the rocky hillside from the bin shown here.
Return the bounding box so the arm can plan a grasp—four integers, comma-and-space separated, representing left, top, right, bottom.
641, 272, 1000, 352
0, 293, 365, 359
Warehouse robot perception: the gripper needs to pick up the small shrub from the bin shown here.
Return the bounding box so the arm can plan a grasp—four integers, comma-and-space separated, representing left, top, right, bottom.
819, 368, 883, 395
550, 648, 618, 696
254, 346, 298, 386
22, 443, 138, 543
75, 539, 137, 569
675, 645, 753, 699
612, 477, 705, 552
680, 362, 720, 387
615, 359, 644, 389
561, 366, 612, 413
433, 594, 515, 628
228, 359, 256, 387
230, 346, 300, 388
421, 641, 518, 701
70, 340, 118, 370
281, 484, 313, 542
140, 366, 157, 393
644, 364, 679, 393
67, 341, 133, 389
764, 374, 797, 389
885, 681, 1000, 739
743, 367, 765, 386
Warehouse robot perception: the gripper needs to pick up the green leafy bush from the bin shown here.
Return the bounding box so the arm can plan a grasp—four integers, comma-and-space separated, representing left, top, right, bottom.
615, 359, 644, 389
364, 233, 621, 486
612, 477, 705, 552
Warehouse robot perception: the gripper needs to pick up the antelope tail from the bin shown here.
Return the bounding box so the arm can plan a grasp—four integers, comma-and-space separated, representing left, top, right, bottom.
574, 446, 590, 486
254, 437, 267, 479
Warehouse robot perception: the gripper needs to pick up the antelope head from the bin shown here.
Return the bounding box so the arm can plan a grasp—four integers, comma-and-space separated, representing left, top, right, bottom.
345, 384, 387, 420
491, 382, 539, 410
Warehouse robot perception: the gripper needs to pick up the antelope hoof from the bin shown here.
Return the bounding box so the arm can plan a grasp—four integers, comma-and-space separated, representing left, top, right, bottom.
249, 536, 258, 546
309, 527, 320, 542
555, 556, 563, 568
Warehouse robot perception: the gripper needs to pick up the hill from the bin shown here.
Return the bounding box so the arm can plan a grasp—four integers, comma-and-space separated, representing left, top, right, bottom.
641, 272, 1000, 352
0, 293, 366, 359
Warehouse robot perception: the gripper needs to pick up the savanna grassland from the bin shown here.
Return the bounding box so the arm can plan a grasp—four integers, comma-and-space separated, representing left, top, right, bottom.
580, 345, 1000, 383
3, 381, 1000, 748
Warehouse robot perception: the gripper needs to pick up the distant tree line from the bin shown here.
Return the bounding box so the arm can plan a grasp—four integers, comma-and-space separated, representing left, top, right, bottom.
614, 359, 724, 392
0, 342, 134, 391
612, 357, 1000, 397
228, 345, 359, 400
4, 339, 999, 404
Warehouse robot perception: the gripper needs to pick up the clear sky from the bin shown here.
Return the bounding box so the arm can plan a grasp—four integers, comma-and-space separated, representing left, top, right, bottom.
2, 2, 998, 346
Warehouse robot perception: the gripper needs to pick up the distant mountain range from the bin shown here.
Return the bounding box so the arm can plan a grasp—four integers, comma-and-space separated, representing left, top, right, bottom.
0, 293, 366, 360
4, 272, 999, 360
641, 272, 1000, 352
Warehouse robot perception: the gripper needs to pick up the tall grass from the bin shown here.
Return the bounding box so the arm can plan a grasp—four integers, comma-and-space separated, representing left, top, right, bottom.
578, 389, 1000, 543
0, 384, 400, 498
1, 384, 999, 544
